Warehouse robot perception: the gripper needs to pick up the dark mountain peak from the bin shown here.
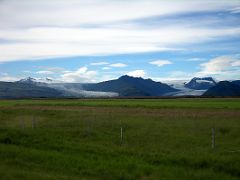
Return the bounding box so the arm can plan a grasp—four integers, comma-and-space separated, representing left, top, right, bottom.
190, 77, 217, 83
192, 77, 215, 82
118, 75, 155, 83
185, 77, 217, 90
118, 75, 143, 81
118, 75, 130, 79
204, 77, 216, 82
83, 75, 178, 97
118, 75, 132, 80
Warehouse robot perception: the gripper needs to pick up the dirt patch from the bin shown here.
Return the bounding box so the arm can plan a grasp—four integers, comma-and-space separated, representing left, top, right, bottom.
1, 105, 240, 120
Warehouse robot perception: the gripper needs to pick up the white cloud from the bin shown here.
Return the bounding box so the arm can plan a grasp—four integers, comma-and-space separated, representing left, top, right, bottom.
62, 70, 72, 73
36, 70, 54, 75
36, 66, 66, 74
102, 67, 111, 70
230, 6, 240, 13
0, 75, 21, 82
1, 0, 239, 28
61, 67, 97, 83
90, 62, 109, 66
232, 60, 240, 67
150, 71, 193, 81
149, 60, 172, 67
99, 74, 117, 82
0, 73, 22, 82
0, 27, 239, 63
127, 70, 146, 77
186, 58, 205, 62
200, 56, 239, 73
168, 71, 193, 80
0, 0, 239, 62
110, 63, 127, 68
196, 56, 240, 79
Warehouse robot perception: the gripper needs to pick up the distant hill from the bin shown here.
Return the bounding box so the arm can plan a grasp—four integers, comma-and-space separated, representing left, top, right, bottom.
203, 81, 240, 97
0, 81, 62, 98
83, 75, 179, 96
185, 77, 216, 90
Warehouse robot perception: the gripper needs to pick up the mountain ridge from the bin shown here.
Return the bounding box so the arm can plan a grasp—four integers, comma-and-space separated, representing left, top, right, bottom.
203, 81, 240, 97
0, 81, 62, 98
185, 77, 217, 90
82, 75, 179, 96
1, 75, 239, 98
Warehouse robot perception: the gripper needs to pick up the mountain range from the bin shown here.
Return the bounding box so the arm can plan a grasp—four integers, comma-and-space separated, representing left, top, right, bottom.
0, 76, 239, 98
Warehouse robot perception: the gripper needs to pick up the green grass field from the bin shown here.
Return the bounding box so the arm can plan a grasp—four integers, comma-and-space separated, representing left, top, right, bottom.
0, 98, 240, 179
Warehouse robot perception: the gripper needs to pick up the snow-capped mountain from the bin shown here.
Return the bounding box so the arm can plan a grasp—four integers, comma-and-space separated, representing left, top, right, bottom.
17, 77, 38, 84
17, 77, 46, 86
17, 77, 61, 85
184, 77, 217, 90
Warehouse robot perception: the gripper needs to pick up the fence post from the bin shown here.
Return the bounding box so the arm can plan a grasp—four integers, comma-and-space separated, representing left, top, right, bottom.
120, 127, 123, 145
212, 128, 215, 149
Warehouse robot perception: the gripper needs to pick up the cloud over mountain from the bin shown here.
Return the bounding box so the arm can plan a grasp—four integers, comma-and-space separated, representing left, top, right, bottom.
197, 56, 240, 79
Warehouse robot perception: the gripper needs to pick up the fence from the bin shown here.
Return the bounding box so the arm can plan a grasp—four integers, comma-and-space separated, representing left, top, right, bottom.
0, 115, 238, 152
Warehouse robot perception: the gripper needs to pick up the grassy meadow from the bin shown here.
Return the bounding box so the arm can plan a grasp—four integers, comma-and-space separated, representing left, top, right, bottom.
0, 98, 240, 179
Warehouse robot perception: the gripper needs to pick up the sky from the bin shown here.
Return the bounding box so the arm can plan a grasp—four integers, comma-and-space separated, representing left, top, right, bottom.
0, 0, 240, 83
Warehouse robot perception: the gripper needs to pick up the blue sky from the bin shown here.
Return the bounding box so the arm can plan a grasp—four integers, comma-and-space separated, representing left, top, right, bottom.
0, 0, 240, 82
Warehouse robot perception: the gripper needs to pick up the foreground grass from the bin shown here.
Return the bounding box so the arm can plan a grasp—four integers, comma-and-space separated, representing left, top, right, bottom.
0, 99, 239, 179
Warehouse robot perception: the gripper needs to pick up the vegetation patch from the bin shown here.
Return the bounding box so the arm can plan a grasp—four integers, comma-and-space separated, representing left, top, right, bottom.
0, 99, 239, 179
